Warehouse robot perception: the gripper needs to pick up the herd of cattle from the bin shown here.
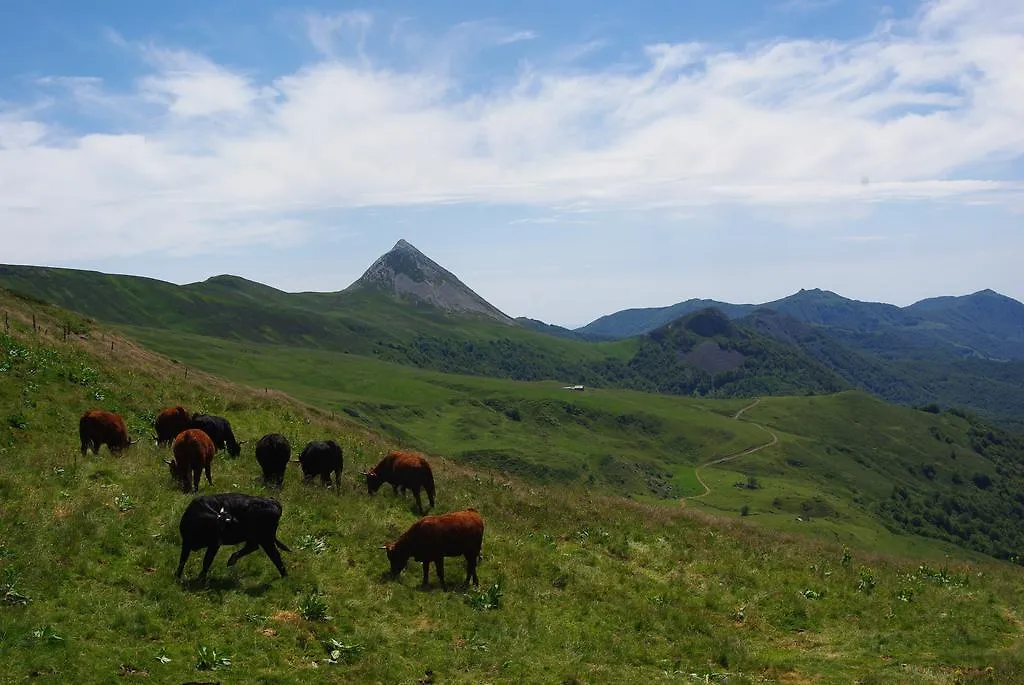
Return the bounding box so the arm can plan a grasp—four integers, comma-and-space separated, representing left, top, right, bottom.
78, 406, 485, 590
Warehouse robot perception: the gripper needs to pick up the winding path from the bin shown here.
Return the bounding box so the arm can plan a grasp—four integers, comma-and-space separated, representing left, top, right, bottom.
681, 398, 778, 502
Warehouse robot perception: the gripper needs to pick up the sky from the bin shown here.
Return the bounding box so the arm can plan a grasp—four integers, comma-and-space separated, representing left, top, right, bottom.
1, 0, 1022, 328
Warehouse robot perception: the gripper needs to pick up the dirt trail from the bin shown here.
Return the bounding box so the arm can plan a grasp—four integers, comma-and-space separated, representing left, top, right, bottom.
682, 398, 778, 502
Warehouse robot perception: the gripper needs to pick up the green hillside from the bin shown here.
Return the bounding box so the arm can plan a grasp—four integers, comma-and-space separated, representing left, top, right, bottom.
4, 290, 1024, 683
0, 264, 844, 400
120, 316, 1024, 565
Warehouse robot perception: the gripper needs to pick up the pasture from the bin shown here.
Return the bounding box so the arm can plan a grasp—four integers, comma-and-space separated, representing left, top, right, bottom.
2, 293, 1024, 683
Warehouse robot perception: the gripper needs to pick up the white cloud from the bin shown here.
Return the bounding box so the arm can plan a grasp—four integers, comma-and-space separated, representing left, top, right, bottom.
1, 0, 1023, 264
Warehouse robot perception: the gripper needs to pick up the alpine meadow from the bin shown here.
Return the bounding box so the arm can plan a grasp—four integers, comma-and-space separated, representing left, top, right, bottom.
3, 235, 1024, 683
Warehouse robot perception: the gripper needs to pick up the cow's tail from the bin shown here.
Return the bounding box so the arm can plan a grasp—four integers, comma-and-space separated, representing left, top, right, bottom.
275, 538, 292, 553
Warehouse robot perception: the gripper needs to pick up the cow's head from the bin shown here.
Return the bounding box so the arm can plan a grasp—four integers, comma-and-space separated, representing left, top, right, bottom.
227, 440, 241, 458
164, 458, 188, 490
382, 542, 407, 577
365, 469, 382, 495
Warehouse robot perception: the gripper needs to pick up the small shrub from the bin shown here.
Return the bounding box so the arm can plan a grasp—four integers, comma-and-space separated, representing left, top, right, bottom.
465, 582, 503, 611
114, 493, 136, 513
841, 546, 852, 568
296, 534, 328, 555
857, 568, 876, 594
323, 638, 364, 665
195, 645, 231, 671
31, 625, 63, 642
740, 505, 750, 517
299, 590, 331, 621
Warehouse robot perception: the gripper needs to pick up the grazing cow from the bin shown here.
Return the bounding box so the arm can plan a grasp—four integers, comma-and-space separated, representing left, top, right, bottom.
79, 409, 137, 456
166, 428, 215, 493
255, 433, 291, 487
382, 508, 483, 589
154, 405, 191, 446
365, 451, 436, 514
298, 439, 343, 489
190, 413, 242, 457
176, 493, 290, 580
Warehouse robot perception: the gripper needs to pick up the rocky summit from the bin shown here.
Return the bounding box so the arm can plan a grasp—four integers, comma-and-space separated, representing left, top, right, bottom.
353, 239, 514, 324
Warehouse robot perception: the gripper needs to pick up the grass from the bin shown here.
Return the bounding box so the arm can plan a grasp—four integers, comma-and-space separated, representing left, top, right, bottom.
120, 323, 1024, 565
3, 292, 1024, 683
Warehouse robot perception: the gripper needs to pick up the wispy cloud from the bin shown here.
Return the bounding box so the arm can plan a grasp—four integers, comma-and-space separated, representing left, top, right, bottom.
0, 0, 1023, 264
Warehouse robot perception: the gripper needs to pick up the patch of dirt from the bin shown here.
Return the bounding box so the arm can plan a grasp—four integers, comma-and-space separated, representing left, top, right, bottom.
259, 627, 277, 637
53, 505, 71, 520
683, 340, 745, 373
411, 616, 435, 632
271, 610, 301, 624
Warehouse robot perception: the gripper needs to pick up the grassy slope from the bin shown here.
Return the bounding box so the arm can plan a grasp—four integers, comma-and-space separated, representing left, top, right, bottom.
4, 294, 1024, 684
122, 324, 1024, 567
121, 325, 763, 498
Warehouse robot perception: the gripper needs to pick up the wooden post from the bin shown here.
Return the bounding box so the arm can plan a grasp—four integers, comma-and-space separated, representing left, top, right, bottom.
4, 312, 7, 331
110, 340, 114, 352
32, 314, 36, 332
185, 368, 188, 379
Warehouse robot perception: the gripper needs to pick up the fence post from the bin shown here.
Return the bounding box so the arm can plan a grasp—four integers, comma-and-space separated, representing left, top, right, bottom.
32, 314, 36, 332
110, 340, 114, 352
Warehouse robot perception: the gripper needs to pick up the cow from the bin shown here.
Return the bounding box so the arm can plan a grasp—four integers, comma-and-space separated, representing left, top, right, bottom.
255, 433, 291, 487
166, 428, 215, 493
190, 413, 242, 457
154, 405, 191, 446
365, 451, 436, 514
176, 493, 290, 581
298, 439, 343, 489
382, 508, 483, 589
79, 409, 137, 456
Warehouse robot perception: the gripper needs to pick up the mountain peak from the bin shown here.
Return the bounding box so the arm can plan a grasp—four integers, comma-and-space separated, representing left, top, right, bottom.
353, 240, 514, 324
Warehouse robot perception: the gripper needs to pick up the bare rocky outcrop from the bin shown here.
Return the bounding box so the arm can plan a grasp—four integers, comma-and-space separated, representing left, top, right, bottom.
352, 239, 514, 325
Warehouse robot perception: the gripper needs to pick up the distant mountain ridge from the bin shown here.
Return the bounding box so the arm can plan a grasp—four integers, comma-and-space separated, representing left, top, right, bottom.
1, 246, 1022, 432
578, 288, 1024, 361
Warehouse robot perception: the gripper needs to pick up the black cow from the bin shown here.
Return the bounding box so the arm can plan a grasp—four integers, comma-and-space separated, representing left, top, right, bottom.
190, 414, 242, 457
176, 493, 290, 580
255, 433, 291, 487
298, 439, 343, 489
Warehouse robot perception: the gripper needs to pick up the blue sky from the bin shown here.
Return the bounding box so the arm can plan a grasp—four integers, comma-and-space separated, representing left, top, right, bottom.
1, 0, 1022, 327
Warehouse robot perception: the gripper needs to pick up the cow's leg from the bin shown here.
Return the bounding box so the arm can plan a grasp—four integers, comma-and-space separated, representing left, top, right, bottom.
192, 468, 200, 493
421, 560, 430, 587
198, 544, 220, 580
334, 469, 342, 491
227, 541, 259, 567
204, 461, 213, 485
260, 540, 288, 577
436, 558, 446, 591
175, 545, 192, 578
80, 440, 88, 457
391, 483, 399, 496
413, 487, 424, 515
466, 553, 479, 587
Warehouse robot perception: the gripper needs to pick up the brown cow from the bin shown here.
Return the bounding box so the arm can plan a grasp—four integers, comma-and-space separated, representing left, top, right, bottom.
154, 405, 191, 446
382, 508, 483, 589
79, 409, 136, 456
166, 428, 215, 493
365, 451, 436, 514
